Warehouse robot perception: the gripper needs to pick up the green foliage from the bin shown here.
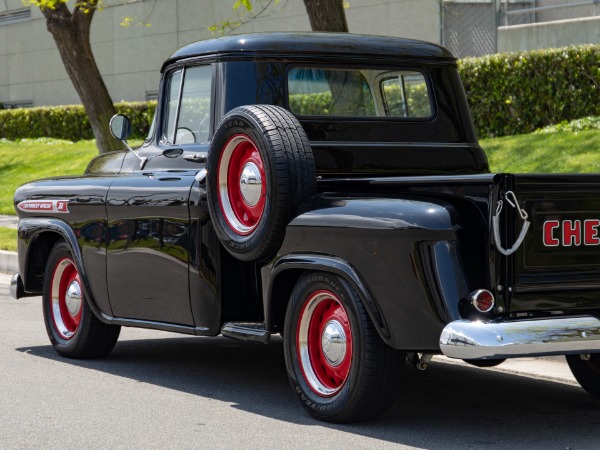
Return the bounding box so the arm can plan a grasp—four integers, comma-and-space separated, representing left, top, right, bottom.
459, 44, 600, 138
23, 0, 99, 13
23, 0, 65, 9
535, 116, 600, 134
233, 0, 253, 11
208, 0, 281, 35
289, 92, 333, 115
116, 101, 157, 139
0, 101, 156, 142
381, 83, 431, 118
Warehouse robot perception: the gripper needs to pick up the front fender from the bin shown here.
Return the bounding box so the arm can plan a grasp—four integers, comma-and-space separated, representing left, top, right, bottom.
18, 217, 112, 324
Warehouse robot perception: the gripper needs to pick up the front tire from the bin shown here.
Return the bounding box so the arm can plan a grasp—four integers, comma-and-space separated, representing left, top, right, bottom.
566, 353, 600, 398
283, 272, 405, 423
43, 242, 120, 359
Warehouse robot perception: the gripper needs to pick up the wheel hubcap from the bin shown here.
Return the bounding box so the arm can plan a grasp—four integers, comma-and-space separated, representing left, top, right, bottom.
239, 162, 262, 207
65, 280, 82, 317
217, 134, 266, 236
321, 320, 347, 366
49, 257, 83, 340
297, 290, 353, 397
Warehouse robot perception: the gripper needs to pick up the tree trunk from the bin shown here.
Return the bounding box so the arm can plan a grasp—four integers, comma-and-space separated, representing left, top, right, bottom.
41, 2, 120, 154
303, 0, 349, 32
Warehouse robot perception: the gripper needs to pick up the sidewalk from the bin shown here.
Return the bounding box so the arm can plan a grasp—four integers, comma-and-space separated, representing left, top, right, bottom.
0, 214, 17, 229
0, 215, 18, 274
436, 355, 576, 384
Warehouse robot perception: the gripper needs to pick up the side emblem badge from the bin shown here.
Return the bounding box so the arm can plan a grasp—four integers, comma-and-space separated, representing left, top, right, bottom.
17, 200, 70, 214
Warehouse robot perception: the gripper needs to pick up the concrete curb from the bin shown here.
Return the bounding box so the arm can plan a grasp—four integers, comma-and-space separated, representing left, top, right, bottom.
0, 250, 18, 275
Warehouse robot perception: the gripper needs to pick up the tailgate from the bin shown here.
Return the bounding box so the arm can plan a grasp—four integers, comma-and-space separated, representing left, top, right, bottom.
497, 174, 600, 313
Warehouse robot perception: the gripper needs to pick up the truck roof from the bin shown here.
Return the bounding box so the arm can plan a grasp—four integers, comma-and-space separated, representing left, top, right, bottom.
163, 32, 456, 70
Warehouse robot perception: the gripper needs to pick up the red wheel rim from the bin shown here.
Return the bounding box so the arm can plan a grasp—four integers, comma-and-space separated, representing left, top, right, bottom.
217, 134, 266, 235
49, 257, 83, 340
296, 290, 353, 397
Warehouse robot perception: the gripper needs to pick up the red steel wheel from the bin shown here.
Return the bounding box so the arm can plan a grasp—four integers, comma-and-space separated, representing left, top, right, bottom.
217, 134, 266, 235
207, 105, 316, 263
284, 272, 406, 423
43, 241, 120, 359
297, 290, 353, 396
49, 257, 83, 340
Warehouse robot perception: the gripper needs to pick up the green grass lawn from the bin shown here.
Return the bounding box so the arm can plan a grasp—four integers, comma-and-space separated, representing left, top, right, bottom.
0, 128, 599, 252
0, 138, 97, 215
482, 129, 600, 173
0, 227, 17, 252
0, 138, 98, 251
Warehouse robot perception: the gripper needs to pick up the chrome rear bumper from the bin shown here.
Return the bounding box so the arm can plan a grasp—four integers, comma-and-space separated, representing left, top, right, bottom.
440, 315, 600, 360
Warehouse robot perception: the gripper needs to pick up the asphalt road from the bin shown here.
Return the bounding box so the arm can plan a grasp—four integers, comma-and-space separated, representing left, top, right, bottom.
1, 273, 599, 449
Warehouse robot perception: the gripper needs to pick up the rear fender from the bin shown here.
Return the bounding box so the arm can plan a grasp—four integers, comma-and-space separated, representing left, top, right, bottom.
265, 193, 490, 351
263, 254, 391, 342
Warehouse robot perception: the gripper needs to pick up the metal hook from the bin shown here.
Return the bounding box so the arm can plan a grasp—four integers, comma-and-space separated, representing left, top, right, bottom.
496, 199, 503, 216
493, 190, 531, 256
505, 191, 517, 208
504, 191, 528, 221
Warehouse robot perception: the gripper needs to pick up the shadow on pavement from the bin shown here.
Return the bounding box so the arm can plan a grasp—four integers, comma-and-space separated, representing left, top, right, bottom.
17, 335, 600, 448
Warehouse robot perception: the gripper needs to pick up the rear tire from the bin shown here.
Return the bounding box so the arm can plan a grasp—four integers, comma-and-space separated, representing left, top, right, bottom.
566, 353, 600, 398
283, 271, 405, 423
43, 242, 120, 359
463, 358, 506, 368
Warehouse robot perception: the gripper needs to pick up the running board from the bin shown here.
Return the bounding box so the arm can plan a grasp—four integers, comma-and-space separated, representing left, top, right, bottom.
221, 322, 271, 343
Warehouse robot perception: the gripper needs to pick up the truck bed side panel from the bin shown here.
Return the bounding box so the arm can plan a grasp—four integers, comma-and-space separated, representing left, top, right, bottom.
277, 191, 488, 351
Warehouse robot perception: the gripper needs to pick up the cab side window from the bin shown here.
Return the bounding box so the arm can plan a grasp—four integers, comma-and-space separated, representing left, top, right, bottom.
161, 65, 212, 145
381, 72, 431, 118
163, 69, 182, 144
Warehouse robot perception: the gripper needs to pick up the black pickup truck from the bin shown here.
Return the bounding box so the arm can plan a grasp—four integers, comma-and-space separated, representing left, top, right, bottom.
10, 33, 600, 423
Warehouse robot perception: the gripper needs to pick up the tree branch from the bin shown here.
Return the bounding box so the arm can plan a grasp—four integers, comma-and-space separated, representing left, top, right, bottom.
73, 0, 98, 29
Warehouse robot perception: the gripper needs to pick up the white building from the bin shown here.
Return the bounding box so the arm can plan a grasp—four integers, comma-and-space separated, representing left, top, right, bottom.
2, 0, 598, 109
0, 0, 443, 108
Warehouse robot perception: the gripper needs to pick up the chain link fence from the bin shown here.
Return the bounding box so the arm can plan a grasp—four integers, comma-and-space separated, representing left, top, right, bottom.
442, 0, 600, 58
443, 1, 534, 58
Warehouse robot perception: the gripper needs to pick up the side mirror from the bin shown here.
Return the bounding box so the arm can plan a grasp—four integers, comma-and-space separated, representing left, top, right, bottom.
109, 113, 146, 169
109, 114, 133, 140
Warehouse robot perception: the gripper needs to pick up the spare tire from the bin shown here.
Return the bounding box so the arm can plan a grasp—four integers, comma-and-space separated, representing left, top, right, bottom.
207, 105, 316, 262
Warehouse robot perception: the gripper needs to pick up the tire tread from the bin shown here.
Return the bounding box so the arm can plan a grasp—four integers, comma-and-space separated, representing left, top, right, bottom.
207, 105, 316, 262
43, 242, 120, 359
284, 271, 405, 423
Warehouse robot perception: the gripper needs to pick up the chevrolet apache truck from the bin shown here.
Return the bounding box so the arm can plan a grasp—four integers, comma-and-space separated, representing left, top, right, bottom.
10, 33, 600, 423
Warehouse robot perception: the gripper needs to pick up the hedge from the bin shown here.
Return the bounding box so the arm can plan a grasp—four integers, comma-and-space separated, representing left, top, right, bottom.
1, 43, 599, 141
459, 44, 600, 138
0, 101, 156, 141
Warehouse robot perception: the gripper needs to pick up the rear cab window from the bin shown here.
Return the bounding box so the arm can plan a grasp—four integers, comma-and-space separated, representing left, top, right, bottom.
287, 67, 433, 119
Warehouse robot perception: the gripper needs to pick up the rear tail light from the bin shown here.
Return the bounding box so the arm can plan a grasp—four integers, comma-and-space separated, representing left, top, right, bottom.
470, 289, 495, 313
